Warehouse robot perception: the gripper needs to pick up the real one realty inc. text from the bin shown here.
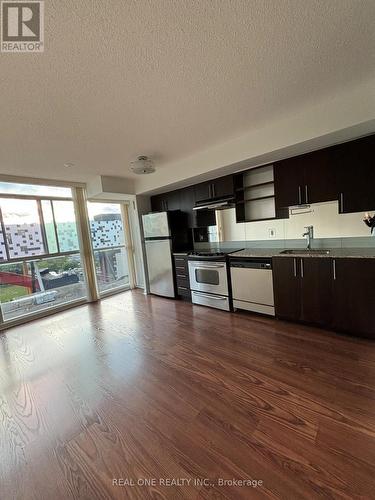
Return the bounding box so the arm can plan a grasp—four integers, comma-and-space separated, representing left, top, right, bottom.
113, 477, 263, 488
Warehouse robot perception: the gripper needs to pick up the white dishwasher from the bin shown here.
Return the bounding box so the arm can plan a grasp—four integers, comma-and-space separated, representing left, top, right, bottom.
230, 258, 275, 316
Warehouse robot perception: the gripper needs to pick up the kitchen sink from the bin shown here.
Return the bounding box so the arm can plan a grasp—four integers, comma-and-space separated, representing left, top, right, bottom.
280, 249, 331, 255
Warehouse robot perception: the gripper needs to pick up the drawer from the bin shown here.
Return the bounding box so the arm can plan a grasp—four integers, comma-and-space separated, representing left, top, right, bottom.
176, 276, 190, 289
174, 259, 188, 273
174, 256, 188, 264
177, 285, 191, 298
175, 266, 188, 277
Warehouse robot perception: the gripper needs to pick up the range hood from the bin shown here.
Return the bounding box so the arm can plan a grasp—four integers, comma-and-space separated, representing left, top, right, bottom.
193, 195, 235, 211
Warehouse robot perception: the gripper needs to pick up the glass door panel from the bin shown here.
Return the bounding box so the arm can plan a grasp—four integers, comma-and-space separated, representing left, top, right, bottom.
0, 254, 86, 322
87, 202, 130, 295
0, 194, 87, 323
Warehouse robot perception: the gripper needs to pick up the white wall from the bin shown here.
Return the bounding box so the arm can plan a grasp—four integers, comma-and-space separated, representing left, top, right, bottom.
221, 201, 370, 242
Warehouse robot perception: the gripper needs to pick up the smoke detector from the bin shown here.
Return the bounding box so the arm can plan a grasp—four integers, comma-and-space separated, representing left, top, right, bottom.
130, 156, 155, 175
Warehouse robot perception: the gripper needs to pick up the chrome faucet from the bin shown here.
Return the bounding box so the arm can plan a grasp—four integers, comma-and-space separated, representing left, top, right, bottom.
302, 225, 314, 249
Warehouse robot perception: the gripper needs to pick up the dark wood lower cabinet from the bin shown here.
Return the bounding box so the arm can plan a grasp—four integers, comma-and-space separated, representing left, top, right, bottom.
272, 257, 301, 321
300, 257, 333, 326
273, 256, 375, 339
332, 258, 375, 339
173, 254, 192, 301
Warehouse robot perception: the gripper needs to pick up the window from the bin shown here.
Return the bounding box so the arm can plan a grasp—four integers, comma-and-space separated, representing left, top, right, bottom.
0, 198, 46, 258
41, 200, 58, 253
52, 201, 79, 252
0, 185, 87, 322
87, 202, 130, 294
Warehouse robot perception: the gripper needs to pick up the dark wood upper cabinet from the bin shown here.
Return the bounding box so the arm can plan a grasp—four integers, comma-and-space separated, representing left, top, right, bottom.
274, 157, 305, 209
274, 148, 338, 209
194, 175, 234, 203
335, 135, 375, 214
150, 194, 165, 212
194, 181, 211, 202
332, 258, 375, 339
275, 134, 375, 212
272, 257, 301, 321
303, 149, 338, 205
150, 190, 180, 212
179, 186, 196, 228
164, 190, 181, 211
211, 175, 234, 199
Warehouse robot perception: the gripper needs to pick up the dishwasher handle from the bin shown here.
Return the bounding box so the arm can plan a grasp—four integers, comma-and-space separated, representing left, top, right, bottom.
230, 260, 272, 270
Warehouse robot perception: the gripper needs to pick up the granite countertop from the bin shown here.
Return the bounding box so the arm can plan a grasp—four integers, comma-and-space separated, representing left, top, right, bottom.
229, 248, 375, 259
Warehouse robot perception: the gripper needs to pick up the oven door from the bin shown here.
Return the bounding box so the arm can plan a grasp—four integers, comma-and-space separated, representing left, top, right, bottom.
188, 260, 228, 296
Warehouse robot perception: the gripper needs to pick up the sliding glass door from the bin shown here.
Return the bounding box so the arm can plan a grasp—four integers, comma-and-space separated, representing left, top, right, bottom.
0, 183, 87, 323
87, 202, 131, 295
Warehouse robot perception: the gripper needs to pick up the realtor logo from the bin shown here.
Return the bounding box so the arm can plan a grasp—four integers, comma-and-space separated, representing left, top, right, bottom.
1, 1, 44, 52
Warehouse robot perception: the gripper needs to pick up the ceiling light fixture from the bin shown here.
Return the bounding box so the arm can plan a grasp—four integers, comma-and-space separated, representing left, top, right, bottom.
130, 156, 155, 175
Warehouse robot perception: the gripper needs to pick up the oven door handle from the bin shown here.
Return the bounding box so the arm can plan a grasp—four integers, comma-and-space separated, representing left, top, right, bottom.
189, 264, 225, 269
193, 292, 227, 300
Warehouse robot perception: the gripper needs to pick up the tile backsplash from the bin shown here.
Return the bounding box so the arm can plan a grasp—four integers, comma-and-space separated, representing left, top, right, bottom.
218, 200, 373, 243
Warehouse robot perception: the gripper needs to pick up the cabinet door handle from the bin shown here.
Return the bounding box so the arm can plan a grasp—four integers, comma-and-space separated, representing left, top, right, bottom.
212, 183, 215, 198
339, 193, 344, 213
208, 184, 212, 198
300, 258, 304, 278
333, 259, 336, 280
298, 186, 302, 205
305, 185, 309, 204
293, 258, 297, 277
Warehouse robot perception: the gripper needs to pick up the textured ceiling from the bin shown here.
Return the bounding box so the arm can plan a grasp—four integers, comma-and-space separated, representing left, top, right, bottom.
0, 0, 374, 187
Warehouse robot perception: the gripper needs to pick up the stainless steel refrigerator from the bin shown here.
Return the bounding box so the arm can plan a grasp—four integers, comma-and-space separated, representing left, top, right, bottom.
142, 211, 191, 298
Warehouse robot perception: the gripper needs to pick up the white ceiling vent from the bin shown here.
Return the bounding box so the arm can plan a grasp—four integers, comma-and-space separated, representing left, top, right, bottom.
130, 156, 155, 175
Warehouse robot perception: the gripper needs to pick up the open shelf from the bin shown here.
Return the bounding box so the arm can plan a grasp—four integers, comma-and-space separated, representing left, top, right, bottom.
235, 164, 277, 222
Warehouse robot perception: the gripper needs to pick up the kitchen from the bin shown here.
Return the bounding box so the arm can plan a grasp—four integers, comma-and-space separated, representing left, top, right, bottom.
143, 134, 375, 339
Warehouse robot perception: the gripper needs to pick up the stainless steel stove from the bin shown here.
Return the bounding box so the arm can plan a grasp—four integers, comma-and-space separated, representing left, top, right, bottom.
188, 248, 243, 310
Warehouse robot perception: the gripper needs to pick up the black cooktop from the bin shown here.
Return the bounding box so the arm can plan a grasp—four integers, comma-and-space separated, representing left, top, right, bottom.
188, 248, 243, 259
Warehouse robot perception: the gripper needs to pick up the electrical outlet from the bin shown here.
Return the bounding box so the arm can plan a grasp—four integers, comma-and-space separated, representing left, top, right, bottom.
269, 228, 276, 238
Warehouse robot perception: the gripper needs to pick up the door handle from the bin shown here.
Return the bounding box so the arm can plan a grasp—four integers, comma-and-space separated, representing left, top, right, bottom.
212, 183, 215, 198
298, 186, 302, 205
339, 193, 344, 213
190, 264, 225, 270
305, 185, 309, 204
293, 258, 297, 277
193, 292, 226, 300
333, 259, 336, 280
300, 258, 304, 278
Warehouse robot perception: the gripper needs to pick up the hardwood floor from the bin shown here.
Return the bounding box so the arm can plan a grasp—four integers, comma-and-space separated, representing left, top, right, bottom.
1, 290, 375, 499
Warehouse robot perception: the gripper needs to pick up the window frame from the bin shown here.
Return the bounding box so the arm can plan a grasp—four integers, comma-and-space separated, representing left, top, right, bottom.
0, 192, 81, 262
87, 200, 134, 297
